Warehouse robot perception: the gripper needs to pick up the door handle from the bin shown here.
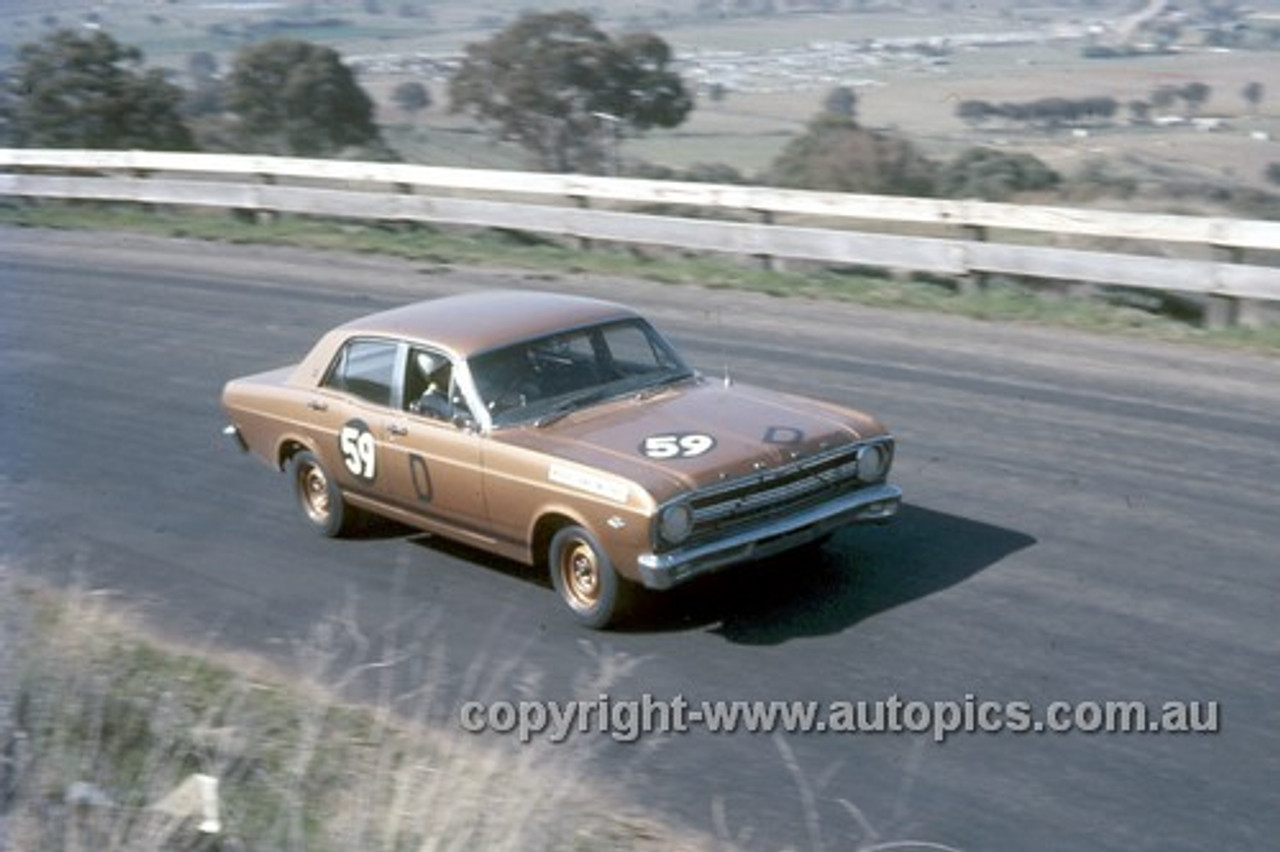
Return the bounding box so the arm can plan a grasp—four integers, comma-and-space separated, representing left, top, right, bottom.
387, 423, 409, 437
307, 399, 328, 412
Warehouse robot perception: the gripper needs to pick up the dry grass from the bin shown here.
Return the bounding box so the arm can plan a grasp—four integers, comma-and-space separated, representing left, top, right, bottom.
0, 571, 978, 852
0, 574, 721, 851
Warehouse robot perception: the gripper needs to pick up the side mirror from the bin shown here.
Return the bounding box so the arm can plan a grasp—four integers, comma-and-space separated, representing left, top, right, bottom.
450, 395, 479, 432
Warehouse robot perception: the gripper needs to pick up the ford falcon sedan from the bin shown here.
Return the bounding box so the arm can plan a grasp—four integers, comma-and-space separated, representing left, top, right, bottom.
221, 291, 901, 628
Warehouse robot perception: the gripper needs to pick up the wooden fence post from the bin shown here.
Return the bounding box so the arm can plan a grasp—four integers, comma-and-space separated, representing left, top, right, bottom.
755, 209, 777, 272
573, 195, 592, 251
957, 224, 988, 295
1204, 245, 1243, 329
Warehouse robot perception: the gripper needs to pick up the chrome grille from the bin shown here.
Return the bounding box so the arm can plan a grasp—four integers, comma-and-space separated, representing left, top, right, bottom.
683, 441, 887, 545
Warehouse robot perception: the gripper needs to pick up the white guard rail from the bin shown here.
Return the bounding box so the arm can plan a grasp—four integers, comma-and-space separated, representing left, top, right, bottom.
2, 149, 1278, 324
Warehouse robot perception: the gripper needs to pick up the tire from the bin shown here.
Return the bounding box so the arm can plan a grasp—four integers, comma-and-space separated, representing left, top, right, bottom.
289, 450, 355, 537
549, 525, 632, 629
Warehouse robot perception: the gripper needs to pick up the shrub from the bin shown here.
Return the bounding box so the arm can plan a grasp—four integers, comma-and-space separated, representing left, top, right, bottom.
938, 147, 1061, 201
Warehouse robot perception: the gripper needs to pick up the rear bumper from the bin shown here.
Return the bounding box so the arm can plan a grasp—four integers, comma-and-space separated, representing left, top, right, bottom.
635, 483, 901, 590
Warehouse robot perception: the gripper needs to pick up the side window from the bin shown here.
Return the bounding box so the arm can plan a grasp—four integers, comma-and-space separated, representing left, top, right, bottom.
322, 339, 398, 407
405, 348, 451, 415
405, 347, 474, 424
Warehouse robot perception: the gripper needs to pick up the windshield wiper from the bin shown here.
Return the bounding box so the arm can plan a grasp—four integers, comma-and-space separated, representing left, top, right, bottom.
534, 371, 694, 427
633, 369, 696, 400
533, 388, 614, 428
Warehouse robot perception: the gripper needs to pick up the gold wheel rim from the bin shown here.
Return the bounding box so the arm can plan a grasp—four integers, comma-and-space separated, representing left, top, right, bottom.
299, 462, 330, 523
559, 540, 601, 611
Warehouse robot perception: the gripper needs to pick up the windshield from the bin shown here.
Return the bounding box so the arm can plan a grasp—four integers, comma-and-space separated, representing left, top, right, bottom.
468, 318, 693, 427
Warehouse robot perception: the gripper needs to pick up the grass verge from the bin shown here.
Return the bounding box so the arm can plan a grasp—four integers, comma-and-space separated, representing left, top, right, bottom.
2, 202, 1278, 355
0, 578, 718, 851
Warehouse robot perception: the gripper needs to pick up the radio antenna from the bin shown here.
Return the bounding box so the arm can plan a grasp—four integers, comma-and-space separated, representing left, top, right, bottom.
715, 309, 732, 387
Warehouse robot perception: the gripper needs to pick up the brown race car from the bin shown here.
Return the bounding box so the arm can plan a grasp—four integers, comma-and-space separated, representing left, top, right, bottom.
221, 291, 901, 627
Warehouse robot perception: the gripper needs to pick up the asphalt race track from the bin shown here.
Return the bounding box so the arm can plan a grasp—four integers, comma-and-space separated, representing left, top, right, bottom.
2, 228, 1278, 850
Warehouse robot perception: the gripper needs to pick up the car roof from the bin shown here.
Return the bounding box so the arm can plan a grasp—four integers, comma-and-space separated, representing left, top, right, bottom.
337, 290, 640, 358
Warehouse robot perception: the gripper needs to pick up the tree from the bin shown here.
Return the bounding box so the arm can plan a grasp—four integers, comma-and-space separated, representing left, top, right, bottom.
3, 29, 193, 150
937, 147, 1060, 201
448, 10, 693, 172
956, 99, 995, 128
769, 114, 937, 196
822, 85, 858, 120
1150, 84, 1181, 113
1027, 97, 1077, 129
1079, 96, 1119, 123
1181, 82, 1211, 115
227, 39, 384, 157
183, 51, 223, 118
1242, 81, 1264, 114
392, 81, 432, 115
188, 51, 218, 82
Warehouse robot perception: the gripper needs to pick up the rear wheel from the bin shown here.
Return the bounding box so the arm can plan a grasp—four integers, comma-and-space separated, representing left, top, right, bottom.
290, 450, 355, 537
549, 525, 632, 629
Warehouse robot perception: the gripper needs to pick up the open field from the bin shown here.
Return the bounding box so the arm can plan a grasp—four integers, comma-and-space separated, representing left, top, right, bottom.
0, 0, 1081, 63
383, 44, 1280, 209
5, 0, 1280, 199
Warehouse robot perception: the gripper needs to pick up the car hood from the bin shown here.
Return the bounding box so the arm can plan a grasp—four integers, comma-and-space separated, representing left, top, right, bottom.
493, 379, 888, 505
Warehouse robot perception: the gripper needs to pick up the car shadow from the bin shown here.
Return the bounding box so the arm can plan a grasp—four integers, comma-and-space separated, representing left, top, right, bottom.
395, 503, 1034, 645
350, 514, 432, 541
401, 528, 553, 586
621, 503, 1036, 644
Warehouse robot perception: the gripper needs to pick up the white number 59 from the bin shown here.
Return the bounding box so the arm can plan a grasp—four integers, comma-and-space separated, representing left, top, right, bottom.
340, 423, 377, 480
642, 433, 715, 459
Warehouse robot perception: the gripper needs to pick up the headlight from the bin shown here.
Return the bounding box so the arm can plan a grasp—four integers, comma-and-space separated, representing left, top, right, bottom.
657, 502, 694, 546
857, 443, 889, 482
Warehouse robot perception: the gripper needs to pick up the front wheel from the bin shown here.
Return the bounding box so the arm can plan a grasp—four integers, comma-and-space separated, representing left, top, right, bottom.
549, 526, 633, 629
289, 450, 356, 537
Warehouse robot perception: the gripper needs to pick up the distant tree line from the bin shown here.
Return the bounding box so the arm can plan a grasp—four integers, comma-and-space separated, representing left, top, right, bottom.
1144, 82, 1213, 116
957, 96, 1120, 130
954, 79, 1270, 133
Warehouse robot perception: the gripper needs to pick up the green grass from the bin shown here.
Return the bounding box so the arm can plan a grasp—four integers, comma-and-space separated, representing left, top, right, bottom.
2, 202, 1278, 354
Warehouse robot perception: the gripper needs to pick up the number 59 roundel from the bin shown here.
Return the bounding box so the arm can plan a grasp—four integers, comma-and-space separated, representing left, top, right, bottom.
339, 419, 377, 481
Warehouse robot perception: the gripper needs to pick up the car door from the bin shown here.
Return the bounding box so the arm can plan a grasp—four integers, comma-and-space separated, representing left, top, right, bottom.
377, 345, 488, 532
312, 336, 403, 502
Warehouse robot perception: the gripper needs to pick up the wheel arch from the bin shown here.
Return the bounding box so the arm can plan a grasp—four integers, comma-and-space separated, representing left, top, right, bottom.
531, 510, 582, 571
276, 435, 317, 471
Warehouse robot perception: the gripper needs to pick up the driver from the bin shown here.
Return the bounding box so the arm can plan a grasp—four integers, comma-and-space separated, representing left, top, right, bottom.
409, 351, 453, 418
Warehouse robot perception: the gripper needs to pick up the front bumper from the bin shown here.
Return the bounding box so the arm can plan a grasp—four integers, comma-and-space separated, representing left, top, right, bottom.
222, 424, 249, 453
635, 482, 902, 590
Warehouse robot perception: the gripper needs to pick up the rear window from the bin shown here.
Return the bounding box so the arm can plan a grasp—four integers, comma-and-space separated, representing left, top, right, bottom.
322, 339, 398, 407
